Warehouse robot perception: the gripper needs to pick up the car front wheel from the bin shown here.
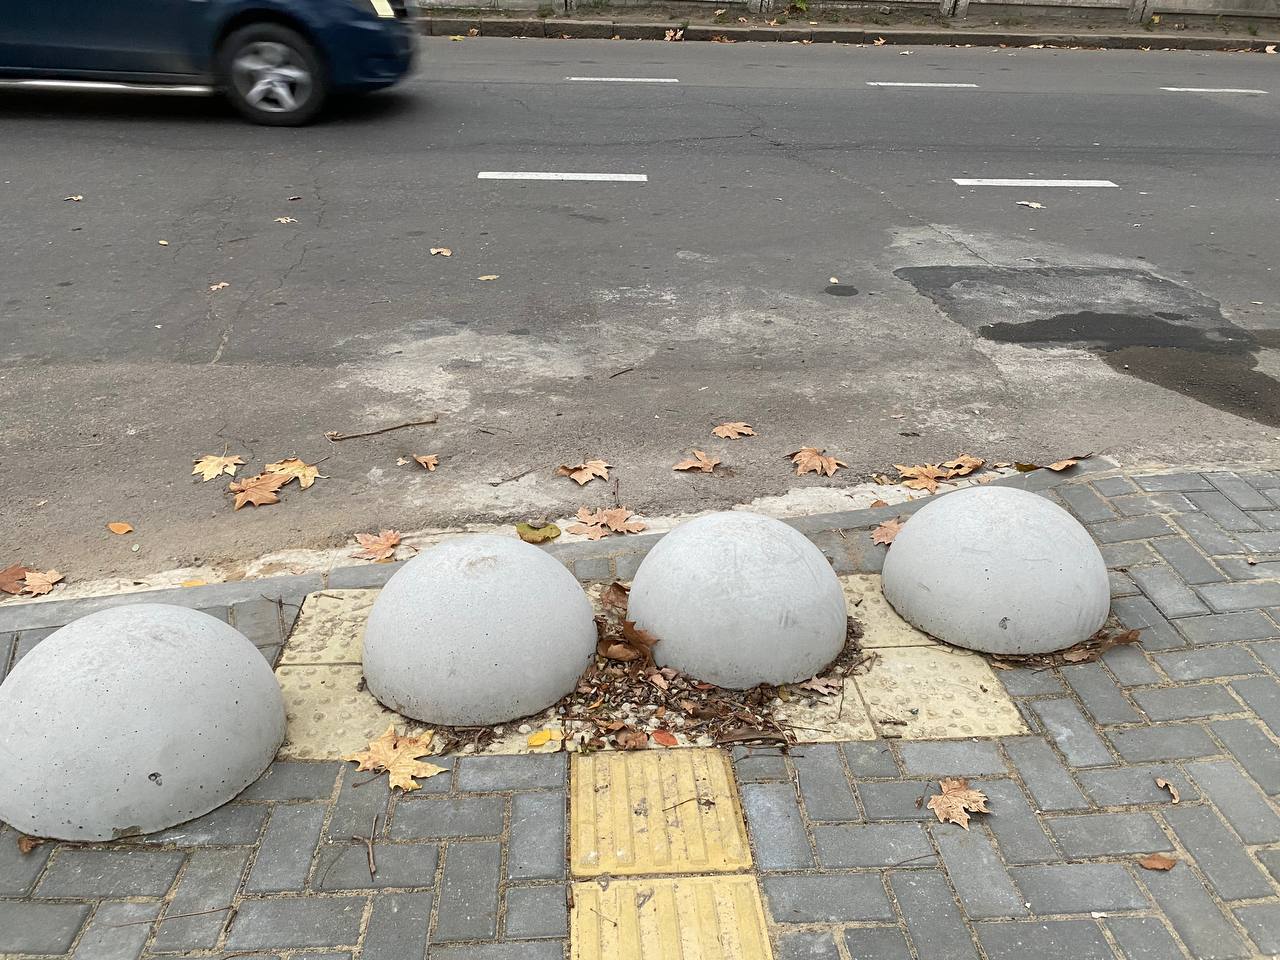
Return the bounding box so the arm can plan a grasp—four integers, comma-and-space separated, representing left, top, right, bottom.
217, 23, 327, 126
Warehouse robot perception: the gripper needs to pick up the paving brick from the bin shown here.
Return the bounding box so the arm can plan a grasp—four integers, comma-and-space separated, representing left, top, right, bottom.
315, 842, 440, 890
1131, 565, 1211, 618
1003, 737, 1090, 811
1219, 556, 1280, 579
931, 827, 1027, 919
614, 551, 644, 580
1247, 473, 1280, 491
740, 783, 814, 869
1183, 758, 1280, 842
762, 874, 894, 922
1131, 683, 1242, 721
1112, 596, 1185, 650
1059, 483, 1118, 522
455, 753, 566, 791
1030, 699, 1113, 766
145, 802, 268, 846
1136, 473, 1216, 493
241, 761, 342, 801
361, 892, 432, 960
430, 943, 565, 960
1199, 581, 1280, 613
855, 780, 936, 820
1177, 611, 1279, 644
841, 740, 900, 777
1174, 512, 1245, 557
328, 764, 393, 840
1012, 863, 1147, 913
977, 919, 1114, 959
231, 597, 284, 647
898, 740, 1007, 776
0, 824, 52, 894
0, 901, 91, 954
225, 897, 366, 950
841, 926, 912, 960
244, 803, 326, 893
1257, 847, 1280, 884
390, 796, 504, 840
1207, 472, 1277, 510
1254, 511, 1280, 531
1094, 476, 1138, 495
1210, 719, 1280, 794
813, 823, 933, 868
1152, 537, 1226, 584
1141, 863, 1251, 958
1110, 570, 1139, 597
731, 745, 789, 782
977, 780, 1057, 863
1111, 492, 1198, 516
1047, 812, 1172, 857
504, 885, 567, 939
1075, 764, 1197, 805
1108, 723, 1219, 761
775, 930, 841, 960
72, 901, 160, 960
1104, 916, 1184, 960
1163, 804, 1273, 900
1154, 646, 1262, 680
197, 605, 231, 623
1090, 515, 1174, 543
1250, 639, 1280, 672
1235, 903, 1280, 955
151, 848, 250, 952
1231, 677, 1280, 736
1188, 491, 1263, 531
793, 743, 859, 820
36, 848, 183, 898
890, 870, 979, 960
1101, 540, 1156, 568
1239, 530, 1280, 552
572, 555, 612, 580
1060, 663, 1141, 724
995, 667, 1064, 696
1102, 644, 1163, 686
507, 791, 565, 881
433, 841, 501, 941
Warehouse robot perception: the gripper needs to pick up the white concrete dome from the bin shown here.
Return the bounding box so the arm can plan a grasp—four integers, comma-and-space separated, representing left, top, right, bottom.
882, 485, 1109, 655
0, 604, 285, 841
362, 535, 597, 725
628, 511, 847, 689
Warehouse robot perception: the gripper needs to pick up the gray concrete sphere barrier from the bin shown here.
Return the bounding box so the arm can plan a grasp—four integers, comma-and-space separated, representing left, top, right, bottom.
627, 511, 847, 689
362, 535, 597, 725
882, 486, 1109, 655
0, 604, 285, 841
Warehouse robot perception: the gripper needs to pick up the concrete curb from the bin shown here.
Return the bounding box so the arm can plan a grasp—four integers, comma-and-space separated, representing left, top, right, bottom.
418, 16, 1277, 50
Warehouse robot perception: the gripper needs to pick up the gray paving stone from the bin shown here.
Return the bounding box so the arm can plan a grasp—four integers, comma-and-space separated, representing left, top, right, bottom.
995, 666, 1065, 697
504, 885, 567, 939
1153, 537, 1226, 584
1003, 737, 1090, 811
1239, 530, 1280, 552
1175, 513, 1246, 556
855, 780, 936, 820
931, 826, 1027, 919
225, 897, 366, 950
151, 848, 250, 952
1102, 645, 1163, 686
1112, 596, 1186, 650
813, 823, 933, 868
1219, 556, 1280, 579
897, 740, 1006, 776
890, 870, 979, 960
976, 919, 1111, 959
144, 803, 268, 846
1104, 916, 1185, 960
978, 780, 1057, 864
72, 901, 160, 960
1047, 812, 1172, 857
1094, 476, 1138, 496
762, 874, 894, 922
573, 555, 612, 580
361, 892, 431, 960
230, 597, 284, 647
1012, 862, 1147, 913
430, 943, 565, 960
1188, 491, 1262, 532
433, 841, 501, 941
1199, 581, 1280, 613
1131, 683, 1243, 721
1061, 663, 1141, 724
1075, 764, 1197, 805
1110, 570, 1139, 597
615, 551, 644, 580
390, 796, 504, 840
1258, 847, 1280, 885
1112, 492, 1198, 517
1141, 864, 1251, 958
740, 783, 814, 869
1206, 472, 1277, 510
244, 803, 326, 893
1131, 565, 1211, 618
775, 929, 841, 960
1247, 473, 1280, 491
1183, 758, 1280, 842
1154, 646, 1263, 680
1177, 611, 1280, 644
0, 901, 91, 954
1136, 473, 1216, 493
1250, 639, 1280, 672
1210, 719, 1280, 794
315, 842, 439, 890
0, 824, 52, 895
732, 745, 789, 782
36, 848, 184, 898
1101, 540, 1156, 568
793, 743, 859, 821
842, 926, 912, 960
1108, 723, 1220, 761
1059, 483, 1118, 522
197, 605, 231, 623
840, 741, 900, 777
1235, 903, 1280, 955
1090, 515, 1175, 543
1253, 511, 1280, 531
455, 753, 566, 791
241, 761, 342, 801
328, 765, 393, 840
1031, 699, 1114, 766
507, 791, 565, 881
1231, 677, 1280, 736
1164, 804, 1273, 900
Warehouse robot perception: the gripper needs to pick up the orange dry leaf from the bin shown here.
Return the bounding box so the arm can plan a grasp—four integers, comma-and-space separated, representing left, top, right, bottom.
264, 457, 326, 490
616, 728, 650, 749
0, 564, 32, 595
869, 499, 889, 508
106, 522, 133, 535
599, 619, 661, 663
1156, 778, 1181, 804
16, 834, 45, 855
871, 517, 904, 545
601, 581, 631, 614
895, 464, 948, 493
21, 570, 63, 597
674, 450, 720, 474
342, 725, 445, 792
652, 729, 679, 747
926, 777, 990, 830
351, 530, 405, 562
789, 447, 847, 477
413, 455, 440, 472
713, 421, 755, 439
940, 454, 984, 478
228, 473, 290, 510
192, 454, 244, 482
557, 459, 610, 486
567, 507, 646, 540
1139, 853, 1177, 871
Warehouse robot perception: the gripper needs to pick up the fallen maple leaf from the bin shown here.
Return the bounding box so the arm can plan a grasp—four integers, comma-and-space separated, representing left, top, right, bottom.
192, 453, 245, 482
713, 421, 756, 439
895, 463, 948, 493
517, 521, 561, 544
664, 28, 684, 40
1139, 853, 1177, 871
0, 564, 33, 595
873, 35, 887, 44
568, 507, 646, 540
1016, 453, 1092, 473
871, 517, 904, 545
601, 581, 630, 613
1156, 778, 1180, 804
1060, 627, 1141, 664
264, 457, 326, 490
22, 570, 63, 597
927, 777, 990, 830
940, 454, 984, 478
343, 725, 445, 792
209, 281, 229, 291
674, 450, 721, 474
351, 530, 404, 562
430, 247, 452, 257
652, 729, 679, 747
106, 522, 133, 535
557, 459, 610, 486
616, 728, 650, 749
789, 447, 847, 477
869, 499, 889, 508
228, 473, 289, 510
798, 676, 841, 696
413, 455, 440, 472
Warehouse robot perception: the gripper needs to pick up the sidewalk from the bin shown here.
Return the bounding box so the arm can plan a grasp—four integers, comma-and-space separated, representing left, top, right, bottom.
3, 462, 1280, 959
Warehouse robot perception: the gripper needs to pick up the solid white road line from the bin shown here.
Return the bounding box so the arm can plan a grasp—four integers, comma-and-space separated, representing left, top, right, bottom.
0, 78, 212, 95
565, 77, 680, 83
478, 172, 648, 182
1161, 86, 1267, 94
953, 178, 1119, 187
866, 81, 979, 87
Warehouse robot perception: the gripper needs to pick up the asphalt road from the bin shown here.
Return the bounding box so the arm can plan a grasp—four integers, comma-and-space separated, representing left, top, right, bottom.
1, 39, 1278, 581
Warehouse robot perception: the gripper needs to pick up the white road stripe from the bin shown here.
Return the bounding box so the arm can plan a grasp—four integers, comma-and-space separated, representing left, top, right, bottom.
0, 78, 212, 95
953, 178, 1119, 187
565, 77, 680, 83
866, 81, 979, 88
1161, 86, 1267, 94
478, 171, 648, 182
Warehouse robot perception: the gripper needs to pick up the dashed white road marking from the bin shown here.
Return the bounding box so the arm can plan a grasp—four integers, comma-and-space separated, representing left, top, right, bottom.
866, 81, 979, 87
953, 178, 1119, 187
478, 171, 648, 182
565, 77, 680, 83
1161, 87, 1267, 94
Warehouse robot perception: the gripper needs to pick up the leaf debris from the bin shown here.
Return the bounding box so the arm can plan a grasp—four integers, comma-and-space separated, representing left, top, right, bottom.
106, 522, 134, 535
351, 530, 409, 562
228, 473, 290, 510
871, 517, 905, 545
789, 447, 847, 477
1139, 853, 1177, 871
0, 564, 32, 595
926, 777, 990, 830
193, 454, 245, 482
674, 450, 721, 474
264, 457, 326, 490
413, 455, 440, 472
21, 570, 64, 597
713, 421, 756, 439
1156, 778, 1180, 804
567, 507, 646, 540
343, 726, 445, 792
557, 459, 610, 486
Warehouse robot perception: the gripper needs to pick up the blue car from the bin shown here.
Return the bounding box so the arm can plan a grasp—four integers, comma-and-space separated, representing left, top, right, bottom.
0, 0, 416, 124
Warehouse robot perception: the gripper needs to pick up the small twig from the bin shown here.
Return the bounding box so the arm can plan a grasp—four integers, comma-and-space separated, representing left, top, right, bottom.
588, 907, 618, 927
325, 415, 438, 442
351, 813, 378, 879
663, 796, 715, 813
489, 467, 534, 487
607, 366, 634, 379
889, 852, 938, 868
112, 905, 229, 928
351, 772, 384, 788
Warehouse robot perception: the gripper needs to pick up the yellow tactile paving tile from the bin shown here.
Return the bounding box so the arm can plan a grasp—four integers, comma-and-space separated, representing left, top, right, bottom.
277, 589, 376, 665
840, 573, 937, 648
571, 875, 772, 960
571, 749, 752, 876
275, 663, 427, 760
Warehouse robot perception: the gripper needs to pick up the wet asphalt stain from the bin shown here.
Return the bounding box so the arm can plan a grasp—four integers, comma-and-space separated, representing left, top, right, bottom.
825, 284, 859, 297
895, 265, 1280, 429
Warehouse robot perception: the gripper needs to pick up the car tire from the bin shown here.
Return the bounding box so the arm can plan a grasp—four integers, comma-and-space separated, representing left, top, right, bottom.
217, 23, 327, 126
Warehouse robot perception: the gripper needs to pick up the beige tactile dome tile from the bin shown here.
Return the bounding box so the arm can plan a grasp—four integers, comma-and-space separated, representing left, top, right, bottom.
276, 664, 426, 760
841, 574, 936, 648
773, 679, 877, 743
278, 589, 378, 665
854, 645, 1027, 740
